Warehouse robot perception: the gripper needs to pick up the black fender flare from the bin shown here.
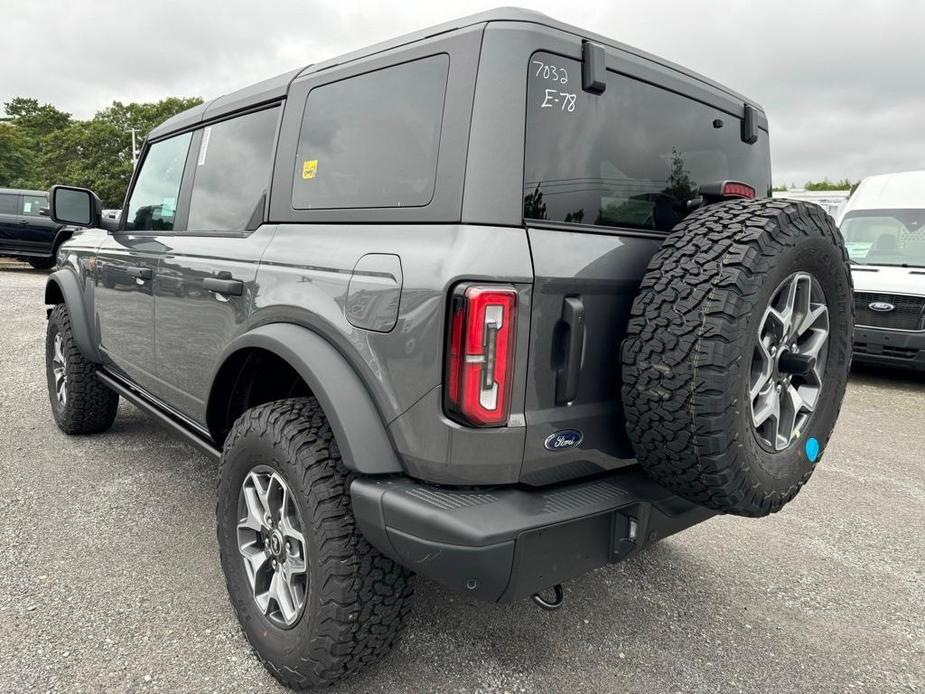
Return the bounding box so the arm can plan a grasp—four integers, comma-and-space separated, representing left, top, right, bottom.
45, 268, 101, 363
208, 323, 404, 476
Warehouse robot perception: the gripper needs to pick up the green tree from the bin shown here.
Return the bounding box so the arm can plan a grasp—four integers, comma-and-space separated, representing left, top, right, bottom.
804, 178, 858, 191
3, 97, 71, 137
0, 123, 30, 186
0, 96, 202, 207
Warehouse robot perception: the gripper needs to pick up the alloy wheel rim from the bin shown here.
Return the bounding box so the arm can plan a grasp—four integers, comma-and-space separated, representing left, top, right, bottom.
749, 271, 829, 451
52, 332, 67, 407
236, 467, 308, 628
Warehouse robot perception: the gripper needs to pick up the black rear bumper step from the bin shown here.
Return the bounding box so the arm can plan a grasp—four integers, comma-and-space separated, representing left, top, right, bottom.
351, 468, 714, 603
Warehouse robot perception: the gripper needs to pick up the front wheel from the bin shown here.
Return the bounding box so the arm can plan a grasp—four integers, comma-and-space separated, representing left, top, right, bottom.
216, 397, 414, 689
45, 304, 119, 434
29, 256, 55, 270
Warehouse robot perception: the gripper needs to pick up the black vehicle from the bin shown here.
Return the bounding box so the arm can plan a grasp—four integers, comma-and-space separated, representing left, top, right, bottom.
41, 9, 854, 690
0, 188, 71, 268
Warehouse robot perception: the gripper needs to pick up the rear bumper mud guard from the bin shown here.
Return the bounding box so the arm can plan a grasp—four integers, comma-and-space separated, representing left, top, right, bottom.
350, 468, 715, 603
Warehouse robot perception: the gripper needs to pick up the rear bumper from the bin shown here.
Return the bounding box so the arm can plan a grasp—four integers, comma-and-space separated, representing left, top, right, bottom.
854, 326, 925, 370
350, 468, 714, 603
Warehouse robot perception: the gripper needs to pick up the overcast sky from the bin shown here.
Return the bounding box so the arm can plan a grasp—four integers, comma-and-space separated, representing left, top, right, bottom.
3, 0, 922, 186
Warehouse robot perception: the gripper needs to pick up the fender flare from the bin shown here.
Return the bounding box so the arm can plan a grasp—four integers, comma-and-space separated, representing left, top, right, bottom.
209, 323, 404, 476
45, 268, 101, 363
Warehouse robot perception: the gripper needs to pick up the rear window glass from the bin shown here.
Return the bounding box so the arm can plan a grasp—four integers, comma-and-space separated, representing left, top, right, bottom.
524, 52, 771, 232
292, 54, 449, 210
0, 193, 18, 215
21, 194, 46, 217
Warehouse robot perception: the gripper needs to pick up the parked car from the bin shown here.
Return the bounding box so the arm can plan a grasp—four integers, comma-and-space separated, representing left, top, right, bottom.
0, 188, 72, 268
837, 170, 925, 370
41, 8, 853, 689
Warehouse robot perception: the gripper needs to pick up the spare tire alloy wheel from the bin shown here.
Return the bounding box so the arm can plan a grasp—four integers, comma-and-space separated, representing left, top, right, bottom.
237, 467, 307, 628
750, 272, 829, 451
622, 199, 853, 517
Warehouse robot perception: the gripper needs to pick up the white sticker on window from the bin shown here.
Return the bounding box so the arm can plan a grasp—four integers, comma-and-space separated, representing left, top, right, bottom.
23, 202, 33, 213
197, 127, 212, 166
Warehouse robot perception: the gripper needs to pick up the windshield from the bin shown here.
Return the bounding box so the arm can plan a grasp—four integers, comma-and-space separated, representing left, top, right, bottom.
840, 209, 925, 267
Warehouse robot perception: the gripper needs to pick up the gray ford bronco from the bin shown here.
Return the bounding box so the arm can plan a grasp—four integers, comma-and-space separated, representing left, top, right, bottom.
42, 8, 853, 689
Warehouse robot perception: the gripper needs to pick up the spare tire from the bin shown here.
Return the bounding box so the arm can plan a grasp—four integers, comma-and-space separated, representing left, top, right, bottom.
621, 199, 853, 517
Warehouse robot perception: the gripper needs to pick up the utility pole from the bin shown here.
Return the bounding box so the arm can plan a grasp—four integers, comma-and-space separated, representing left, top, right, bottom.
125, 127, 140, 168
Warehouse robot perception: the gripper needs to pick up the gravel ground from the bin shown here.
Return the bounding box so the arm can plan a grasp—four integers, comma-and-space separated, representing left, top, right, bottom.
1, 262, 923, 693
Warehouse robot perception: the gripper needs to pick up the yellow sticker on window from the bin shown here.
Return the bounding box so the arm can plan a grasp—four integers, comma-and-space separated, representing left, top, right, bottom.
302, 160, 318, 179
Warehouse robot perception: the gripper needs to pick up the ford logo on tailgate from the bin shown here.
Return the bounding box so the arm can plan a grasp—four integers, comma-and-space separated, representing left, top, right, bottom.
544, 429, 583, 451
869, 301, 895, 312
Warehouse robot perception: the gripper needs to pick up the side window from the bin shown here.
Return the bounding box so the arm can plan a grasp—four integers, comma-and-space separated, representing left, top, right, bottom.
187, 107, 279, 231
292, 54, 449, 210
0, 193, 18, 215
21, 194, 46, 217
125, 132, 192, 231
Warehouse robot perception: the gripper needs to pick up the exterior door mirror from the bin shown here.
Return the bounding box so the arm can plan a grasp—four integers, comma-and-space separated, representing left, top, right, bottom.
49, 185, 102, 227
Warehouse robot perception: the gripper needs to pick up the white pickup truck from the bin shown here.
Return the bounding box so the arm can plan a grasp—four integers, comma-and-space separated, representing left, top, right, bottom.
839, 171, 925, 370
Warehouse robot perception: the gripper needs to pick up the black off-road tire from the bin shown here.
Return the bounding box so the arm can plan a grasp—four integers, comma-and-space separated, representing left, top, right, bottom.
216, 397, 414, 690
622, 199, 853, 517
45, 304, 119, 434
29, 256, 55, 270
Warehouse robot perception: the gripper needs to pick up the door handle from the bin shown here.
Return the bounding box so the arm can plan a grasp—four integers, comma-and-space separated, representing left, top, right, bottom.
126, 266, 153, 280
203, 276, 244, 296
555, 296, 585, 405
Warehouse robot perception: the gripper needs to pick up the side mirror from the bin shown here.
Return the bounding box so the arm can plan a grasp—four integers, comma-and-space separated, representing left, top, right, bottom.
48, 185, 103, 227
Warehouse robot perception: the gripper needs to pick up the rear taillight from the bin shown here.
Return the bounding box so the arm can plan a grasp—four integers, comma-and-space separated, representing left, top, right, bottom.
445, 284, 517, 427
722, 181, 756, 199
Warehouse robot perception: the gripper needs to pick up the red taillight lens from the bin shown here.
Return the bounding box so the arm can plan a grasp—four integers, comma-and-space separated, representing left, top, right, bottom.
445, 284, 517, 427
722, 181, 756, 199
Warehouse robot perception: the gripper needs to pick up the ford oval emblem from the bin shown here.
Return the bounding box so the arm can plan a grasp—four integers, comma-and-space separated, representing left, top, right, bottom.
869, 301, 895, 312
544, 429, 583, 451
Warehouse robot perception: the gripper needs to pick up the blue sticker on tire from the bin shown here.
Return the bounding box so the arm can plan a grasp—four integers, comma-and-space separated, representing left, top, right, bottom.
805, 437, 820, 463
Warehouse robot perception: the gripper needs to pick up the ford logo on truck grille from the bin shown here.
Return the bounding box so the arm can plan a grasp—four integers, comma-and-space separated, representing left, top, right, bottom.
869, 301, 895, 312
544, 430, 583, 450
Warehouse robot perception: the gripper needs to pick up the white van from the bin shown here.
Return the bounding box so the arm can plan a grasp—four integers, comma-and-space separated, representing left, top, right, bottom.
838, 171, 925, 369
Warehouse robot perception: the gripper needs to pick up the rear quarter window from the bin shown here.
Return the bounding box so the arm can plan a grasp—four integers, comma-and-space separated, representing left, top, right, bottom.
524, 52, 771, 233
291, 54, 449, 210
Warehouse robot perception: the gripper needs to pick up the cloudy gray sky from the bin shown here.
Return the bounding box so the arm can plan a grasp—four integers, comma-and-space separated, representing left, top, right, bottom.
2, 0, 922, 186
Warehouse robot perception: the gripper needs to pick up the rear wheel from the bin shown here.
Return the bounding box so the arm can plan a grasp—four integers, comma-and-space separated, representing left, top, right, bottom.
216, 397, 414, 689
622, 199, 853, 517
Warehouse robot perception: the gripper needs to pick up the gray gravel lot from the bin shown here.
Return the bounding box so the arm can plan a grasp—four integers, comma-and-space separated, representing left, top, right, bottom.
1, 263, 923, 693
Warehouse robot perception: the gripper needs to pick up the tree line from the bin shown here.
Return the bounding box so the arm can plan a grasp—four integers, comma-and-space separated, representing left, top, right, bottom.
0, 96, 202, 208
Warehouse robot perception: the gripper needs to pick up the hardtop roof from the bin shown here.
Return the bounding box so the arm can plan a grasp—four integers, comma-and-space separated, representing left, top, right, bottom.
148, 7, 763, 142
